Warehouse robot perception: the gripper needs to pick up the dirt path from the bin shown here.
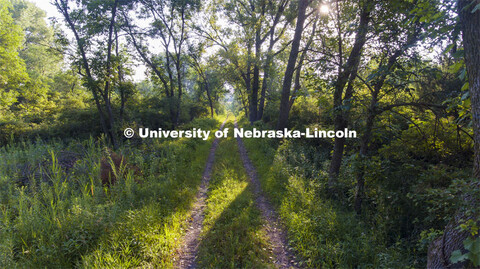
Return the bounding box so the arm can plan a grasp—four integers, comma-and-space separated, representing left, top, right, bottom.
234, 120, 299, 268
175, 119, 227, 269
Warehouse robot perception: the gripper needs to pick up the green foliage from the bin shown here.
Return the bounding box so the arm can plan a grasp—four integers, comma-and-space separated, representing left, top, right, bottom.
450, 237, 480, 267
0, 0, 477, 266
0, 0, 28, 116
0, 117, 220, 268
240, 117, 415, 268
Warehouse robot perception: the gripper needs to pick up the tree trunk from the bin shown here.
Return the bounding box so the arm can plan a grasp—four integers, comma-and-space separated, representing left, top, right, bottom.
459, 0, 480, 178
257, 51, 272, 121
277, 0, 309, 130
175, 62, 182, 127
204, 81, 214, 118
289, 17, 317, 109
238, 86, 249, 117
354, 92, 377, 214
115, 28, 126, 122
354, 45, 412, 213
250, 26, 262, 122
102, 0, 119, 148
426, 2, 480, 267
257, 0, 288, 121
245, 41, 254, 123
328, 3, 371, 186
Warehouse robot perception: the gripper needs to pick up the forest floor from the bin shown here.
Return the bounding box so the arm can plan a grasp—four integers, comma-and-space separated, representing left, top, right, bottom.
175, 118, 299, 268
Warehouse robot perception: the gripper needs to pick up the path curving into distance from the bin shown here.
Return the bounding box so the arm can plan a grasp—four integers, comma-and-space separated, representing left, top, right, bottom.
175, 118, 227, 269
234, 119, 299, 269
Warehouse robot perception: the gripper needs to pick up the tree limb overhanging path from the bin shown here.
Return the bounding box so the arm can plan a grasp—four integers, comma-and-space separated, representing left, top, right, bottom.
176, 118, 227, 269
176, 118, 299, 268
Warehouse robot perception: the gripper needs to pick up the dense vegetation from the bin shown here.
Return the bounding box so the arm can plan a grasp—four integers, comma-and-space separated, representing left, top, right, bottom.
1, 0, 480, 268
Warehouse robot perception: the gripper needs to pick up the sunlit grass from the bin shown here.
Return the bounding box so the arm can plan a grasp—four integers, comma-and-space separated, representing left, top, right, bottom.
197, 122, 272, 268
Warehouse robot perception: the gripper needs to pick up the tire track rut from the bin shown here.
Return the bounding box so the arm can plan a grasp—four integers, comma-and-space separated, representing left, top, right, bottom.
175, 119, 227, 269
234, 119, 299, 269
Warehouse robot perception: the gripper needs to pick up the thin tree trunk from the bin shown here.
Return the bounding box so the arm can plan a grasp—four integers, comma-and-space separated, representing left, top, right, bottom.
239, 87, 249, 117
251, 33, 260, 122
354, 28, 420, 213
245, 41, 254, 123
354, 91, 377, 214
115, 28, 126, 121
102, 0, 119, 148
277, 0, 309, 130
205, 82, 214, 118
258, 51, 273, 121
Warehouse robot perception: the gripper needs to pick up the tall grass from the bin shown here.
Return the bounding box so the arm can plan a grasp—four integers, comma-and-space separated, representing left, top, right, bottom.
0, 117, 220, 268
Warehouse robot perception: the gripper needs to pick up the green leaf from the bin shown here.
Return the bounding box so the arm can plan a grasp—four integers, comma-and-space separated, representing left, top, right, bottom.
449, 62, 463, 74
459, 69, 467, 80
450, 250, 468, 264
444, 43, 455, 54
472, 3, 480, 13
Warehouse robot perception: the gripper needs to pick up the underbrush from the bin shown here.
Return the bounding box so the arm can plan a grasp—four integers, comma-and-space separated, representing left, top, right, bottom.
241, 113, 476, 268
0, 117, 220, 268
240, 118, 416, 268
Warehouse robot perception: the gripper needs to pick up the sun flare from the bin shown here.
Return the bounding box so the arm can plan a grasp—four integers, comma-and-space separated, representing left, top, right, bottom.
320, 4, 329, 14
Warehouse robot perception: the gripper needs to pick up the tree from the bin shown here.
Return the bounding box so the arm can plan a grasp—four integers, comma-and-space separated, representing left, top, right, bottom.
352, 0, 424, 214
0, 0, 28, 119
202, 0, 292, 123
10, 0, 64, 118
277, 0, 310, 129
427, 1, 480, 267
459, 0, 480, 178
189, 46, 215, 118
54, 0, 124, 147
123, 0, 200, 127
327, 0, 372, 187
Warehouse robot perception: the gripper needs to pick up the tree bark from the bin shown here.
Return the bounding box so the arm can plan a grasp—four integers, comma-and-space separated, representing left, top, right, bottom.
250, 27, 261, 122
277, 0, 309, 130
192, 57, 214, 118
115, 28, 126, 122
459, 0, 480, 178
103, 0, 119, 148
205, 81, 214, 118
